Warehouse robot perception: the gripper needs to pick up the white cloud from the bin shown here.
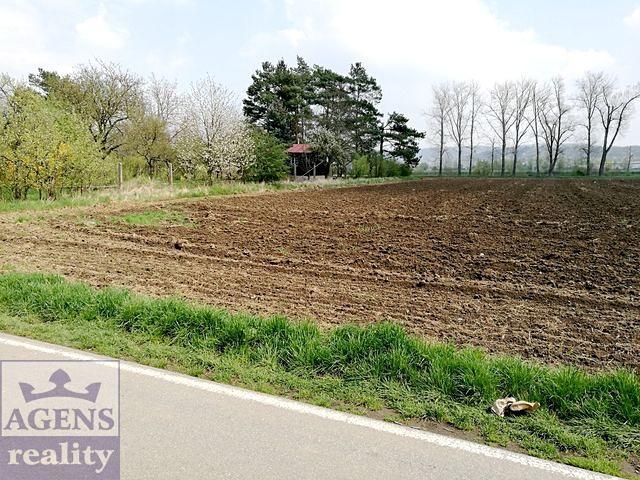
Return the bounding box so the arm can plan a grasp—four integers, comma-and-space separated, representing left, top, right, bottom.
75, 4, 129, 49
624, 7, 640, 29
0, 2, 76, 76
242, 0, 634, 142
253, 0, 614, 85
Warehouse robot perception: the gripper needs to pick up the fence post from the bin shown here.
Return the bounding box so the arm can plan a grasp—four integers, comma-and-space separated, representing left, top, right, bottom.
168, 163, 174, 188
117, 162, 123, 191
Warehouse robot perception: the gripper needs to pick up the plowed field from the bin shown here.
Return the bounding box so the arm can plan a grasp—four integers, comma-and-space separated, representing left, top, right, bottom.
2, 179, 639, 370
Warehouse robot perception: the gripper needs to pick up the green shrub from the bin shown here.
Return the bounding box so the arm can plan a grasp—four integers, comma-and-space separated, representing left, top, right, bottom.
245, 129, 289, 182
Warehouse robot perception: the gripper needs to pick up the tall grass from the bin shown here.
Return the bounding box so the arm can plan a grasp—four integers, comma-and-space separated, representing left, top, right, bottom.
0, 272, 637, 429
0, 176, 420, 213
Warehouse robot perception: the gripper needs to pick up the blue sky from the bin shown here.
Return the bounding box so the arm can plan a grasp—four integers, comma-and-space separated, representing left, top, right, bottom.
2, 0, 640, 144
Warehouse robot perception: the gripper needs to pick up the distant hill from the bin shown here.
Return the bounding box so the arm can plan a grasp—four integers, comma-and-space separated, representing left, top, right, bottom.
418, 144, 640, 173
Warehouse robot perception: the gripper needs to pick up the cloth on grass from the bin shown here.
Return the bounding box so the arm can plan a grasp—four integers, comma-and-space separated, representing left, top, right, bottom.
491, 397, 540, 417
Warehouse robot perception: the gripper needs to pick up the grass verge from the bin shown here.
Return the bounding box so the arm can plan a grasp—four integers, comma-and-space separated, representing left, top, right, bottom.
0, 272, 637, 478
0, 176, 421, 214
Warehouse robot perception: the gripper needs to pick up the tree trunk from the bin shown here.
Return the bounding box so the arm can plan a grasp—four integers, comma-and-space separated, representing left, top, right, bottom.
512, 146, 518, 176
535, 137, 540, 175
469, 122, 474, 176
585, 128, 591, 176
438, 119, 444, 176
500, 139, 506, 177
491, 145, 495, 175
599, 150, 607, 176
457, 145, 462, 176
599, 127, 610, 176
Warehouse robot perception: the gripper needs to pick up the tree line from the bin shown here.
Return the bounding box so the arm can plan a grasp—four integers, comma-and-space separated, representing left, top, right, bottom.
426, 74, 640, 176
0, 58, 427, 200
243, 57, 425, 176
0, 61, 292, 200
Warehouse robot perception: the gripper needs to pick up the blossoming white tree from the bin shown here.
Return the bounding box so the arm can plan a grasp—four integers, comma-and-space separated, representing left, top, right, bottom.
177, 75, 255, 181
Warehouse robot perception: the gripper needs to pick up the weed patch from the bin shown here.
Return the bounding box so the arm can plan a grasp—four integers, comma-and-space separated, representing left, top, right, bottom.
109, 210, 194, 227
0, 272, 637, 477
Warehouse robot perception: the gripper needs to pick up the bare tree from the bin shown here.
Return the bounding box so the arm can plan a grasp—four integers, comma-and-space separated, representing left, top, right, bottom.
147, 75, 182, 136
446, 82, 472, 176
596, 79, 640, 176
487, 81, 516, 176
426, 84, 451, 176
511, 79, 533, 176
468, 81, 482, 175
528, 81, 543, 175
575, 72, 605, 175
538, 77, 574, 175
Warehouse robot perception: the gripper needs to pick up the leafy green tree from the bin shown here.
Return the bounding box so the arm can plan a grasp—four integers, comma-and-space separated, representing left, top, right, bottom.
28, 68, 83, 107
73, 61, 143, 159
245, 129, 289, 182
0, 85, 102, 199
29, 63, 143, 160
380, 112, 425, 167
124, 114, 174, 177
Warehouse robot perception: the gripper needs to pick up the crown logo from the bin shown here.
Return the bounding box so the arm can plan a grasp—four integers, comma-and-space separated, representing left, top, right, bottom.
19, 369, 101, 403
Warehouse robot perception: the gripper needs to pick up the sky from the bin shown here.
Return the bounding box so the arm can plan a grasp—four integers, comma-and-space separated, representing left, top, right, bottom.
1, 0, 640, 144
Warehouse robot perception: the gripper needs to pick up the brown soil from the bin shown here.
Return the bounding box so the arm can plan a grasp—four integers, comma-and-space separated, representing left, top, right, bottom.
1, 178, 638, 371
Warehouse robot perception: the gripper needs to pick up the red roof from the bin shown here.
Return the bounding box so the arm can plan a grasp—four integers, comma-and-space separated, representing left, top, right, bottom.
287, 143, 312, 154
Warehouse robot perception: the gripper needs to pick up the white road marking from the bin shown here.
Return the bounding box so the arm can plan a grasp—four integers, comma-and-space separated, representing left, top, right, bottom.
0, 334, 616, 480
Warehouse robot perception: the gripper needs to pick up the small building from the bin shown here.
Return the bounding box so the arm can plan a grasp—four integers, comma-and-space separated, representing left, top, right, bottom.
286, 144, 329, 179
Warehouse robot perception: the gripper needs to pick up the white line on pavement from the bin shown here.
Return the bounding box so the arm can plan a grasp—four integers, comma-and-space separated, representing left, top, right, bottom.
0, 334, 617, 480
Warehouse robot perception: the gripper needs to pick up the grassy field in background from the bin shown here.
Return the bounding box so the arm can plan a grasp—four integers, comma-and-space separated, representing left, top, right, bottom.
0, 273, 637, 477
0, 176, 421, 214
2, 172, 640, 214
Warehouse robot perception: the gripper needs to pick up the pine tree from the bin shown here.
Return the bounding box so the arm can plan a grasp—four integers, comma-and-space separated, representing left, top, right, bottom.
380, 112, 425, 167
344, 63, 382, 155
243, 58, 313, 144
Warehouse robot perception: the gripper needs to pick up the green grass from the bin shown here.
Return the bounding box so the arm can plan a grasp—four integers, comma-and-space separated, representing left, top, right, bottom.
0, 272, 637, 478
0, 176, 422, 214
110, 210, 194, 227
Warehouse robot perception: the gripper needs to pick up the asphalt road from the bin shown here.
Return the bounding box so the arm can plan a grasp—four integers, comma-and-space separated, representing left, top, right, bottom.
0, 333, 617, 480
